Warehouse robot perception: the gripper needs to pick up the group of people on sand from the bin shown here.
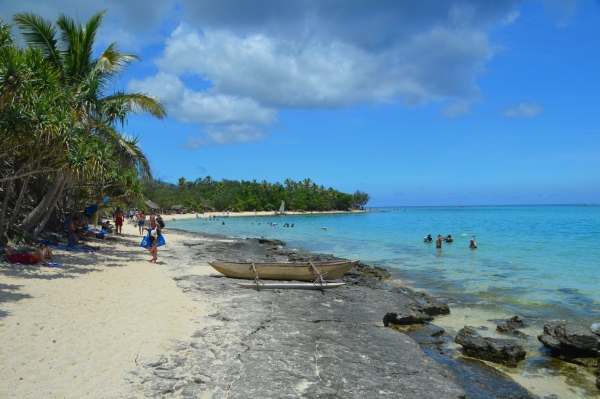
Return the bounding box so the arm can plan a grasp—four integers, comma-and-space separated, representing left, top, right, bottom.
1, 206, 168, 268
424, 234, 477, 249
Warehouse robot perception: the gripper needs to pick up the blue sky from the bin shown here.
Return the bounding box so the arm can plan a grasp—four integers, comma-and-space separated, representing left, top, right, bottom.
3, 0, 599, 206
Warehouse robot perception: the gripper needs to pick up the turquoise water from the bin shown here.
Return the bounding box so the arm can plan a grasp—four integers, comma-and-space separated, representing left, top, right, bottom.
176, 205, 600, 323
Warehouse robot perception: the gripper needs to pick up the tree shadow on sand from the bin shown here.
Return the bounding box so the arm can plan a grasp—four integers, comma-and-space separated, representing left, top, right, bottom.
0, 282, 33, 320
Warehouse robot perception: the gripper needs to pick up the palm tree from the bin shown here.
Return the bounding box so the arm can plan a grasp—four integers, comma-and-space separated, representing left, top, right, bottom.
13, 11, 166, 235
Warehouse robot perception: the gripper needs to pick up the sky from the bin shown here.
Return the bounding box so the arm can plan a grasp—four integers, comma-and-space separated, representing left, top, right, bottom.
2, 0, 599, 206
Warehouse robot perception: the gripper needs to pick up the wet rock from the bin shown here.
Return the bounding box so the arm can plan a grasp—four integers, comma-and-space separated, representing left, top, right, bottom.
597, 359, 599, 389
257, 238, 285, 246
538, 333, 562, 350
397, 287, 450, 316
496, 323, 531, 339
591, 323, 600, 336
505, 315, 525, 329
383, 311, 433, 326
454, 327, 526, 367
392, 322, 446, 348
538, 322, 600, 357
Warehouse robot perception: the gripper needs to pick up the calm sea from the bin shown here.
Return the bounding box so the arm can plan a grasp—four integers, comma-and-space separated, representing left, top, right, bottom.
175, 205, 600, 323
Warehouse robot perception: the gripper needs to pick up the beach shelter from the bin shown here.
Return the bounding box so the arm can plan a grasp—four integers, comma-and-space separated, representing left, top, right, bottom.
171, 205, 185, 214
144, 200, 160, 210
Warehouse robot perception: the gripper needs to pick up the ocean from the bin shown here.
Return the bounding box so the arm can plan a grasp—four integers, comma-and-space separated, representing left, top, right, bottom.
175, 204, 600, 397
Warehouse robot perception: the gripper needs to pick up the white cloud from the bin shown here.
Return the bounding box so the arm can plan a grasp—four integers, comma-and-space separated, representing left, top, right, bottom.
502, 102, 544, 118
502, 9, 521, 25
180, 124, 270, 149
128, 72, 276, 125
154, 23, 491, 109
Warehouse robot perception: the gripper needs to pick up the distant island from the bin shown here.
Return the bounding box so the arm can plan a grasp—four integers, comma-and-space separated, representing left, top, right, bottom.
144, 177, 370, 213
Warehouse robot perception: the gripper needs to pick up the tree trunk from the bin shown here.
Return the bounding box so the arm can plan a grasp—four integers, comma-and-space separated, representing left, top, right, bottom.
5, 176, 30, 235
21, 171, 65, 231
33, 177, 67, 238
0, 179, 14, 240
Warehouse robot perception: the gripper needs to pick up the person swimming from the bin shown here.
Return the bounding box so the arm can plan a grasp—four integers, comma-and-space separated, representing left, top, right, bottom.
445, 235, 453, 243
424, 234, 433, 243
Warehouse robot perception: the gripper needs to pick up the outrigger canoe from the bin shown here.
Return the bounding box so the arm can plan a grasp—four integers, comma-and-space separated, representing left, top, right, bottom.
208, 260, 358, 281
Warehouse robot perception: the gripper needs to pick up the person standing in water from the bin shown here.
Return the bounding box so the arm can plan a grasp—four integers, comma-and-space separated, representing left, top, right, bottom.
469, 236, 477, 248
436, 234, 443, 249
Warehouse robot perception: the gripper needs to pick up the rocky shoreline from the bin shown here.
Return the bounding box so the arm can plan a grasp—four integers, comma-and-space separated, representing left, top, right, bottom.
127, 231, 544, 398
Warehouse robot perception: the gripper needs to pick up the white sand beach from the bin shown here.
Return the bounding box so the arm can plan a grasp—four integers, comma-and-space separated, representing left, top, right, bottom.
0, 221, 213, 398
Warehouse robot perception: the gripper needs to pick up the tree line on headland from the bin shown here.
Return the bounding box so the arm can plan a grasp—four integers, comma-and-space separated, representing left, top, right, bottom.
144, 177, 370, 213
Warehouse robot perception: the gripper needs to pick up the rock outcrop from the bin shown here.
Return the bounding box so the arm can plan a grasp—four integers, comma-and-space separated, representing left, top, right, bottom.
496, 316, 530, 339
537, 322, 600, 357
383, 311, 433, 326
454, 327, 526, 367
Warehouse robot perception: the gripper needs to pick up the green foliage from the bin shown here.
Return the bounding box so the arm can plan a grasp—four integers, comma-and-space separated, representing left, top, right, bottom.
144, 177, 363, 213
0, 11, 166, 241
353, 190, 370, 207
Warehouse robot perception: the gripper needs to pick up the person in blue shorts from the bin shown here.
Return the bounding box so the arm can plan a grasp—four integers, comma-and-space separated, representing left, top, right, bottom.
137, 211, 146, 234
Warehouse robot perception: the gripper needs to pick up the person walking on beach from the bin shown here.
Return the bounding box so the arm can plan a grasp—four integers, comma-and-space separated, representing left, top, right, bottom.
114, 208, 124, 235
141, 214, 164, 263
137, 211, 146, 234
436, 234, 443, 249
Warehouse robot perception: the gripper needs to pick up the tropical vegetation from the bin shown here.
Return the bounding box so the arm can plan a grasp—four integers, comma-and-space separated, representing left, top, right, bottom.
0, 11, 166, 243
143, 177, 367, 213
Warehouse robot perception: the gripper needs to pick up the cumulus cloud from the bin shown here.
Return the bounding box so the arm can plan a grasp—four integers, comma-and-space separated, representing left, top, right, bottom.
128, 72, 276, 125
180, 124, 270, 149
155, 22, 491, 109
502, 102, 544, 118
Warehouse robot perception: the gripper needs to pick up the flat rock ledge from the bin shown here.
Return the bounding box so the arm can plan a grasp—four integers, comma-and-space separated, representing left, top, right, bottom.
454, 327, 526, 367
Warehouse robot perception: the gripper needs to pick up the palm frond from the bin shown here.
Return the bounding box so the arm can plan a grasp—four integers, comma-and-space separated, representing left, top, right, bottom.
102, 92, 167, 121
13, 12, 62, 71
0, 19, 13, 47
95, 125, 152, 179
95, 42, 140, 77
79, 11, 106, 78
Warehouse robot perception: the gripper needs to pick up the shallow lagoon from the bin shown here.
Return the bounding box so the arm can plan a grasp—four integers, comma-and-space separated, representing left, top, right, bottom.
178, 205, 600, 323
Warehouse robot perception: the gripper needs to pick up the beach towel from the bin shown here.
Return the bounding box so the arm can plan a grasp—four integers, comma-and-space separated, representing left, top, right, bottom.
50, 244, 98, 253
45, 262, 62, 268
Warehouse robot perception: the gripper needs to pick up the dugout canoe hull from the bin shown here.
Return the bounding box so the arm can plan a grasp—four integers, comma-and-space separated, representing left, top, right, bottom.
208, 260, 358, 281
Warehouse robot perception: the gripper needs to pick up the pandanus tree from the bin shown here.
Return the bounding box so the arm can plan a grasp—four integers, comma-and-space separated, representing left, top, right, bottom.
4, 10, 166, 238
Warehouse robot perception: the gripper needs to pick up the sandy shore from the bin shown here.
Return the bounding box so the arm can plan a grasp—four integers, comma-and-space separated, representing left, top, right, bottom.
0, 222, 212, 398
161, 209, 363, 222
